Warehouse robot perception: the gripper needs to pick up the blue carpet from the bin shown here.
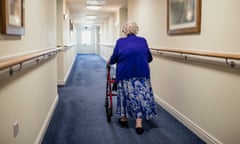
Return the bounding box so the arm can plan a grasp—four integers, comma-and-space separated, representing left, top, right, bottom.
42, 54, 206, 144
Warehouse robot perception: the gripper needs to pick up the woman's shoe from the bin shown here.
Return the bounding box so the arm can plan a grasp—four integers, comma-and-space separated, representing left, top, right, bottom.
136, 127, 144, 135
118, 118, 128, 128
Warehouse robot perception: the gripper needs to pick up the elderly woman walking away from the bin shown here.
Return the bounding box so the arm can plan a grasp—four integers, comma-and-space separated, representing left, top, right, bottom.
107, 20, 157, 135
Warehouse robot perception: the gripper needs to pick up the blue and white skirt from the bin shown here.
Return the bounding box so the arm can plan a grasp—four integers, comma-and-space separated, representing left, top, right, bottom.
116, 77, 157, 120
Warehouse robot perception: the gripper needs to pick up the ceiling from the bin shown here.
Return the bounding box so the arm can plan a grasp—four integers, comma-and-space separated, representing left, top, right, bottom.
66, 0, 127, 26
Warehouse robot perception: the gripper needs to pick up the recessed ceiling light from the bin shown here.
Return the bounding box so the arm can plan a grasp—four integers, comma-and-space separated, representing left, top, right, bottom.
86, 15, 97, 19
86, 0, 106, 5
86, 5, 102, 10
86, 20, 95, 23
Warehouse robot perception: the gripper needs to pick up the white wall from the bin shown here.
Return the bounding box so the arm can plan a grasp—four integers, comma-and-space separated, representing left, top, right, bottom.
57, 45, 77, 85
100, 14, 117, 44
57, 0, 78, 85
128, 0, 240, 144
99, 8, 127, 61
99, 13, 117, 61
0, 0, 58, 144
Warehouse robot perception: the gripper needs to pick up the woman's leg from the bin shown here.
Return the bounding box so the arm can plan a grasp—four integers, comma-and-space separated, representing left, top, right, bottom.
136, 118, 142, 128
119, 116, 128, 128
135, 118, 144, 134
120, 116, 128, 121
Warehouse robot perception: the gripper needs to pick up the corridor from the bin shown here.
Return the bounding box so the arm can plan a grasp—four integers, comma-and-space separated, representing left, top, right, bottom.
1, 1, 240, 144
42, 54, 205, 144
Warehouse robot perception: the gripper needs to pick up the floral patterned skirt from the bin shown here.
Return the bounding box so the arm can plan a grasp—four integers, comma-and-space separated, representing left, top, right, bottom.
116, 77, 157, 120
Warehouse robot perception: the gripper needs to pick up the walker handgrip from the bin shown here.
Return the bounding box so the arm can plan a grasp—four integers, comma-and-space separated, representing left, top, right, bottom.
106, 64, 111, 69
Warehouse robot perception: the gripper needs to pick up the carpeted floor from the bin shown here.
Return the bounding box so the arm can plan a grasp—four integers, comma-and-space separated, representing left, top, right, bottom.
42, 54, 206, 144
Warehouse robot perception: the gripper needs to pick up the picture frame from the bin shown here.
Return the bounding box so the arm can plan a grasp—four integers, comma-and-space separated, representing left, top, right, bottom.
167, 0, 201, 35
0, 0, 25, 35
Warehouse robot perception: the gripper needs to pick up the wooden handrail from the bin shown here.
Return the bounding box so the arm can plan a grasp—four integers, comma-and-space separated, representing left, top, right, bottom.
63, 44, 77, 51
151, 48, 240, 60
99, 43, 114, 48
0, 47, 62, 71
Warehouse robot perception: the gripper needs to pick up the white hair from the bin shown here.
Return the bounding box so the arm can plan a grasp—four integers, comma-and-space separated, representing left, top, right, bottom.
121, 20, 139, 35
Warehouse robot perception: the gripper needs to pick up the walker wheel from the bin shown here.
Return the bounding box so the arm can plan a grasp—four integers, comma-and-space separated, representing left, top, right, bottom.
105, 98, 112, 122
107, 108, 112, 122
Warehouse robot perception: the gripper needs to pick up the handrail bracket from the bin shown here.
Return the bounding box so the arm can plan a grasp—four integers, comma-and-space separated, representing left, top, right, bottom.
225, 58, 235, 68
9, 63, 23, 76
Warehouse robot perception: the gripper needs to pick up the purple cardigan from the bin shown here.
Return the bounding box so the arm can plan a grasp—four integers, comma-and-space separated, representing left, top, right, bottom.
109, 34, 153, 81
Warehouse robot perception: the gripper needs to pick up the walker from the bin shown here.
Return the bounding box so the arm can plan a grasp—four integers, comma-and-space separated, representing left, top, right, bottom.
105, 65, 117, 122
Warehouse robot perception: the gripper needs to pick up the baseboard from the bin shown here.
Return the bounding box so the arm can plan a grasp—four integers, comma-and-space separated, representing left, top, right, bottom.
63, 57, 75, 84
34, 94, 59, 144
101, 56, 108, 62
154, 95, 223, 144
57, 56, 76, 86
57, 80, 65, 85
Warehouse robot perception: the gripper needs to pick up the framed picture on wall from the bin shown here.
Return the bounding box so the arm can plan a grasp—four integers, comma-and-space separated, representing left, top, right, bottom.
167, 0, 201, 35
0, 0, 25, 35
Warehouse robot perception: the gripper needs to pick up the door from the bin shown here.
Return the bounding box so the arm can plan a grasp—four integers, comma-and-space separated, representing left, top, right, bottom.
78, 26, 97, 54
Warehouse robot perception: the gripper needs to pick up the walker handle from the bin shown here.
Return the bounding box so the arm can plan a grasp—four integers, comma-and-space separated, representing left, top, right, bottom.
106, 64, 111, 69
